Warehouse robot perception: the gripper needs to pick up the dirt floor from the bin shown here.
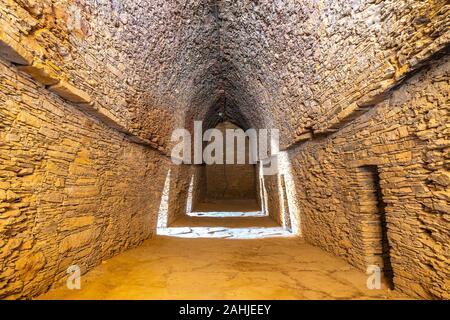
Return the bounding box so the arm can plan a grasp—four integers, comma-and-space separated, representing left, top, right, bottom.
38, 208, 408, 300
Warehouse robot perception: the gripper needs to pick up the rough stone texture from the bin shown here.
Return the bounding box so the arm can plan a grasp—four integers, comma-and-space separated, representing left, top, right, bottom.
192, 165, 207, 211
261, 153, 301, 235
3, 0, 447, 148
0, 58, 177, 298
264, 174, 283, 225
218, 0, 450, 147
38, 234, 407, 300
286, 57, 449, 299
0, 0, 224, 151
166, 164, 195, 225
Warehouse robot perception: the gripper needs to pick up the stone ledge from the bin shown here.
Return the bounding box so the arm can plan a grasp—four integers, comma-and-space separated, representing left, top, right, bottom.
78, 101, 129, 134
46, 78, 168, 153
285, 42, 450, 151
298, 131, 313, 141
77, 101, 167, 152
0, 29, 33, 65
18, 62, 60, 86
0, 16, 165, 154
49, 81, 92, 104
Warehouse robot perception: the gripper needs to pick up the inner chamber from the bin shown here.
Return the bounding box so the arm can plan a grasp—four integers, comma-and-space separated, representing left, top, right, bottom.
194, 121, 262, 213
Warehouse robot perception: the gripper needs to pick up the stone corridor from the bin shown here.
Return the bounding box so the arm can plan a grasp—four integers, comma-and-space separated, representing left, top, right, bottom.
0, 0, 449, 300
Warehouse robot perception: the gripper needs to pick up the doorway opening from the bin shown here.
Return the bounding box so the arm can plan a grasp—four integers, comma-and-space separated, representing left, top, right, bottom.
198, 121, 261, 214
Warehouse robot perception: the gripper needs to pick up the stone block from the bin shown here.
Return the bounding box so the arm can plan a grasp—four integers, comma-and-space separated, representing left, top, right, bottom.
49, 81, 91, 104
18, 62, 60, 86
59, 228, 97, 253
68, 164, 97, 176
15, 251, 46, 281
429, 171, 450, 187
65, 186, 99, 198
78, 101, 129, 134
0, 189, 6, 201
296, 131, 313, 142
41, 193, 64, 203
39, 126, 60, 139
0, 29, 33, 65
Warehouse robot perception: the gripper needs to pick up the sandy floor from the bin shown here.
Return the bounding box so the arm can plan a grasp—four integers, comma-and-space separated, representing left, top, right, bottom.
38, 210, 407, 300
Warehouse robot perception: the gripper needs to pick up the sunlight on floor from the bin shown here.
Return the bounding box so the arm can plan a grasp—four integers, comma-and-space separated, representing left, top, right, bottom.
157, 226, 294, 239
188, 211, 266, 217
158, 210, 293, 239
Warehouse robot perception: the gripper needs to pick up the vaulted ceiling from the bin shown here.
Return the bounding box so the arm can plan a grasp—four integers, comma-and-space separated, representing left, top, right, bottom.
17, 0, 447, 148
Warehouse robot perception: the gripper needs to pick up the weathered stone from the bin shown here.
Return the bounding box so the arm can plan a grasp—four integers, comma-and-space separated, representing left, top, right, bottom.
59, 229, 96, 253
18, 62, 60, 86
6, 190, 20, 202
15, 251, 46, 282
0, 29, 33, 65
60, 216, 95, 232
49, 81, 91, 104
429, 171, 450, 187
281, 57, 450, 300
0, 189, 6, 202
16, 110, 43, 128
17, 168, 34, 177
41, 192, 64, 203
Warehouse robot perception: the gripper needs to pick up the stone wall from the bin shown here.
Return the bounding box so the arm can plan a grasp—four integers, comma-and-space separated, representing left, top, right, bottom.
263, 174, 282, 224
167, 164, 196, 224
287, 56, 449, 299
0, 57, 174, 299
192, 165, 207, 211
261, 153, 301, 234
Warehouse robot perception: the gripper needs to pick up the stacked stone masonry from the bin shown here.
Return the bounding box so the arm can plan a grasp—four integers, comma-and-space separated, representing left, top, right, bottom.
284, 57, 449, 299
0, 1, 448, 146
0, 57, 179, 298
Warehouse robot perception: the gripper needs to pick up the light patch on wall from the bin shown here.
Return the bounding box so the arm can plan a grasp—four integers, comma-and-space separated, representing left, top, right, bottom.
259, 161, 270, 216
277, 152, 301, 236
157, 169, 171, 229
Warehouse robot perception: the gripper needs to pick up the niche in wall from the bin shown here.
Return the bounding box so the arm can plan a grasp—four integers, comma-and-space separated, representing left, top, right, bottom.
356, 165, 394, 289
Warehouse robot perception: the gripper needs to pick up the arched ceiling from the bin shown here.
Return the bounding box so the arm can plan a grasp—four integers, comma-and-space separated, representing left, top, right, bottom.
24, 0, 447, 149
